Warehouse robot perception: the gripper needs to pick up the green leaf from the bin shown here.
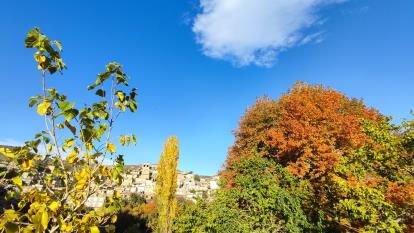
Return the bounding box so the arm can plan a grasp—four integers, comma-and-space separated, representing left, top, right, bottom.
29, 95, 41, 107
47, 88, 59, 99
37, 100, 51, 116
80, 129, 94, 143
112, 155, 124, 185
25, 27, 42, 48
132, 134, 137, 145
95, 89, 106, 97
54, 40, 62, 51
64, 120, 76, 134
129, 102, 137, 112
63, 109, 79, 121
87, 84, 97, 90
5, 223, 19, 233
58, 101, 75, 112
5, 191, 16, 201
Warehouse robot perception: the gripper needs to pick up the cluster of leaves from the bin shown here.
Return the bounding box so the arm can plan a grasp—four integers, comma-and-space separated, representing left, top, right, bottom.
218, 83, 413, 232
173, 157, 310, 233
0, 28, 138, 232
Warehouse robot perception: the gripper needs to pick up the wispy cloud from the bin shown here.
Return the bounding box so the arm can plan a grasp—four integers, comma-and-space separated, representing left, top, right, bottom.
192, 0, 346, 67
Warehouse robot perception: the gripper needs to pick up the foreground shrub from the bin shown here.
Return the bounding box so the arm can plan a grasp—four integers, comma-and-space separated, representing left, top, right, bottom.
0, 27, 137, 232
174, 157, 310, 233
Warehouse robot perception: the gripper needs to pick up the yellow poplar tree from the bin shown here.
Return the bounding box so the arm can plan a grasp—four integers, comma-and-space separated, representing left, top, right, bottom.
156, 136, 179, 233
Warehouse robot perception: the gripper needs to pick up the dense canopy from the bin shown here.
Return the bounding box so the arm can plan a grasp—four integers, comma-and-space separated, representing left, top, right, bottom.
175, 83, 414, 232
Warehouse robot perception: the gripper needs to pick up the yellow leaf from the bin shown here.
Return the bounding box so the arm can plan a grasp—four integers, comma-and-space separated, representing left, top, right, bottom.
66, 148, 78, 164
90, 226, 100, 233
115, 102, 125, 112
116, 92, 125, 101
41, 210, 49, 230
64, 138, 75, 148
81, 214, 91, 224
47, 144, 52, 153
86, 143, 93, 152
48, 201, 60, 212
95, 208, 105, 217
3, 209, 19, 221
125, 135, 130, 146
84, 152, 91, 160
39, 56, 46, 63
99, 165, 111, 177
64, 223, 72, 232
119, 136, 125, 146
12, 177, 23, 190
0, 148, 17, 159
37, 100, 51, 116
34, 53, 40, 62
106, 143, 116, 154
75, 168, 89, 190
111, 215, 117, 223
22, 159, 33, 170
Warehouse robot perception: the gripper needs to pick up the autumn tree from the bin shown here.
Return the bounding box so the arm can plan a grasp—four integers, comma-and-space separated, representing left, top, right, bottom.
222, 82, 413, 232
0, 28, 137, 232
156, 136, 180, 233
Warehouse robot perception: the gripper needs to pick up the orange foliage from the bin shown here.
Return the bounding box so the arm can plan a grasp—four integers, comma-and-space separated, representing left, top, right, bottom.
142, 200, 157, 215
386, 182, 414, 232
386, 182, 414, 207
224, 82, 380, 185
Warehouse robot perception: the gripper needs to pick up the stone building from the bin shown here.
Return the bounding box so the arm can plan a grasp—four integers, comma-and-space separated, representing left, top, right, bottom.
0, 147, 219, 209
84, 163, 219, 208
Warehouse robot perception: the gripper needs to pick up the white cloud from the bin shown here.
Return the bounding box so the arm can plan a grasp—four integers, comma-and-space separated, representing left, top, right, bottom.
192, 0, 345, 67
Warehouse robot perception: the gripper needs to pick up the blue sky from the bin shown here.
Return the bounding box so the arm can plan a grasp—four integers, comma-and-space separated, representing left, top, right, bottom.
0, 1, 413, 175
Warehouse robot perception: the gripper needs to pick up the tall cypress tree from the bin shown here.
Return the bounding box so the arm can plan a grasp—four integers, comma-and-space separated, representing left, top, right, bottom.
156, 136, 179, 233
